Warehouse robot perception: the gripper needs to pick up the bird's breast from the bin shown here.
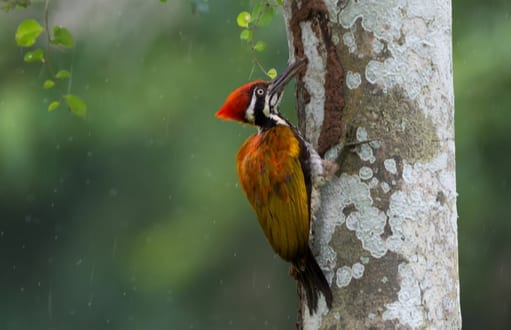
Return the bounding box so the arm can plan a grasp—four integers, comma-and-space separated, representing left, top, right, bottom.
236, 125, 310, 261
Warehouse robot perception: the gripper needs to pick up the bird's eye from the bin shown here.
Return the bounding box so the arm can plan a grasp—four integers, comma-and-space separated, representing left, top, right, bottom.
255, 88, 265, 96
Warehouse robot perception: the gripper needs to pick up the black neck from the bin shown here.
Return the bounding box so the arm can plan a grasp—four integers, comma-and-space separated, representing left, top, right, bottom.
253, 92, 278, 129
255, 112, 277, 130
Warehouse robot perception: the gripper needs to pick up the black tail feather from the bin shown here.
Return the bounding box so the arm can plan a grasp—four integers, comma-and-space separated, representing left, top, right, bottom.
295, 248, 333, 314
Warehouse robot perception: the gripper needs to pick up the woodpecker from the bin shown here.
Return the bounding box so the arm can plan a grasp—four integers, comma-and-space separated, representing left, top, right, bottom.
215, 59, 333, 314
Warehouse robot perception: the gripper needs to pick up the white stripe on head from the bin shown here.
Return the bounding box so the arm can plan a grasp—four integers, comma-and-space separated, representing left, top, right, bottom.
262, 94, 271, 117
245, 90, 257, 123
270, 93, 282, 110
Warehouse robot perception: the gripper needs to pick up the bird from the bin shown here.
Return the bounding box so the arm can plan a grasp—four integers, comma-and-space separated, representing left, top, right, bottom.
215, 58, 333, 314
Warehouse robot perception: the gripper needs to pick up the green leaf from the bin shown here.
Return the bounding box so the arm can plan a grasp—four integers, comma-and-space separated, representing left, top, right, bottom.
52, 26, 74, 47
55, 70, 71, 79
8, 0, 31, 9
48, 101, 60, 112
239, 29, 252, 41
236, 11, 251, 28
253, 40, 266, 52
43, 80, 55, 89
15, 19, 43, 47
252, 3, 274, 27
23, 48, 45, 63
267, 68, 277, 79
64, 94, 87, 118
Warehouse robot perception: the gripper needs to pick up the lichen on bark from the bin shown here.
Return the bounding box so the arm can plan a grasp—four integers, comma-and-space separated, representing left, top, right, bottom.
283, 0, 460, 329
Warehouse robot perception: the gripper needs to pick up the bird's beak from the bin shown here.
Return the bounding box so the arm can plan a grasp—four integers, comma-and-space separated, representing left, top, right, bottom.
268, 58, 307, 98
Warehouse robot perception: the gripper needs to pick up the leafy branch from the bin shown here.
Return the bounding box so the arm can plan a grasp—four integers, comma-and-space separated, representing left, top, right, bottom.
13, 0, 87, 118
1, 0, 31, 11
236, 1, 283, 79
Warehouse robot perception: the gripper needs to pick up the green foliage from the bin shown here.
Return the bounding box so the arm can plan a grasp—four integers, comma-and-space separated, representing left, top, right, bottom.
251, 3, 274, 27
47, 100, 60, 112
266, 67, 277, 79
1, 0, 30, 11
15, 18, 42, 47
253, 40, 266, 52
23, 48, 44, 63
63, 94, 87, 118
236, 1, 282, 79
9, 4, 86, 118
236, 11, 251, 28
55, 69, 70, 79
52, 25, 74, 47
239, 29, 253, 41
43, 79, 55, 89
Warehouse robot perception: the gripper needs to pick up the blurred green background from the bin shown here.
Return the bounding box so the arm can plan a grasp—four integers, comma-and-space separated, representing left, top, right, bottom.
0, 0, 509, 329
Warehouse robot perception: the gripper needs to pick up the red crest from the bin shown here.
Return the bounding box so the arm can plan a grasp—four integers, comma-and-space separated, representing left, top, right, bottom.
215, 80, 264, 122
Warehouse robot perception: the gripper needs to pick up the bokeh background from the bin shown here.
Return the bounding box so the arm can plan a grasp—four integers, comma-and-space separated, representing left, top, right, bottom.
0, 0, 509, 329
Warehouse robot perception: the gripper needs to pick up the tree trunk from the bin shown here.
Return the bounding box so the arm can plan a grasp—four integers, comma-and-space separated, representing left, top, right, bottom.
282, 0, 461, 329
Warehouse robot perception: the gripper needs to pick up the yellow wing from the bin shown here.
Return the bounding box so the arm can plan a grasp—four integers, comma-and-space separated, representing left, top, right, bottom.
237, 125, 309, 262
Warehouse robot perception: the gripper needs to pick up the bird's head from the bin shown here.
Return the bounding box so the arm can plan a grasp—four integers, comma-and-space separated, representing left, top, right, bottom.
215, 59, 306, 127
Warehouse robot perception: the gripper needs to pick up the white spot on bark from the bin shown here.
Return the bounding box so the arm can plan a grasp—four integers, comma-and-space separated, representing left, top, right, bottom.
346, 71, 362, 89
369, 140, 381, 149
383, 152, 459, 326
315, 172, 387, 279
346, 206, 387, 258
302, 297, 329, 330
323, 143, 344, 161
384, 158, 398, 174
368, 177, 379, 189
365, 52, 430, 98
281, 2, 296, 63
336, 266, 352, 287
381, 182, 391, 193
308, 143, 327, 219
338, 0, 451, 99
357, 144, 376, 163
356, 127, 376, 164
359, 166, 373, 180
300, 21, 326, 149
343, 31, 357, 53
331, 34, 340, 45
386, 234, 403, 252
383, 263, 424, 327
352, 262, 365, 279
402, 162, 418, 183
360, 256, 370, 264
339, 0, 405, 42
356, 127, 368, 141
372, 38, 384, 54
322, 174, 387, 258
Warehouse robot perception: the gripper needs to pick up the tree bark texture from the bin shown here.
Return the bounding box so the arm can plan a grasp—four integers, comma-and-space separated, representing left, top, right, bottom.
282, 0, 461, 329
